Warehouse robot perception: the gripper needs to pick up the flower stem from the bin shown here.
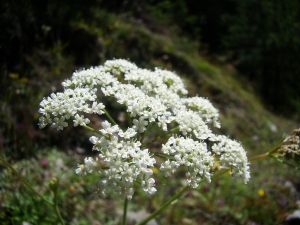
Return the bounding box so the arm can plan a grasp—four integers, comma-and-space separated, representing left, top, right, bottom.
269, 154, 300, 170
50, 177, 66, 225
122, 198, 128, 225
140, 122, 153, 143
141, 126, 180, 148
103, 108, 117, 125
0, 156, 65, 225
82, 124, 95, 132
54, 204, 65, 225
0, 156, 53, 207
137, 146, 286, 225
248, 152, 270, 162
127, 112, 132, 127
135, 186, 189, 225
83, 125, 109, 138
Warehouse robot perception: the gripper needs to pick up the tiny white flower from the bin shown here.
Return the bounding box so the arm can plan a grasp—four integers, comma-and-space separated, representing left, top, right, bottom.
142, 178, 157, 195
100, 121, 120, 135
38, 114, 52, 128
91, 102, 105, 114
84, 157, 97, 173
160, 160, 179, 177
133, 116, 148, 133
75, 164, 86, 175
119, 127, 137, 139
52, 116, 68, 130
73, 114, 90, 127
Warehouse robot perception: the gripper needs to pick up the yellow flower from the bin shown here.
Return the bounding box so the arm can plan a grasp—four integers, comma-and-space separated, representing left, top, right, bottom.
69, 185, 75, 192
9, 73, 19, 79
257, 189, 265, 197
19, 77, 28, 83
152, 167, 159, 174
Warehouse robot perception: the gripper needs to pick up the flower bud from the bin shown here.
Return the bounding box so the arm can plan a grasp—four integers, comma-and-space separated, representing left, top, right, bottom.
49, 177, 59, 193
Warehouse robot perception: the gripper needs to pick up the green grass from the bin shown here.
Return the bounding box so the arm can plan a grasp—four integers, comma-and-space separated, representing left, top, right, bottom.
2, 148, 299, 224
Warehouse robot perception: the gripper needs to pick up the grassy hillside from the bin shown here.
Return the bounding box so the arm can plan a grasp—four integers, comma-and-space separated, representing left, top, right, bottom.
71, 9, 298, 152
1, 6, 300, 225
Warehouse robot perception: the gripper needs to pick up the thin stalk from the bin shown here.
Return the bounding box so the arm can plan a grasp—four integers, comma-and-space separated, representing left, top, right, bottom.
269, 155, 300, 170
1, 157, 65, 225
127, 112, 132, 127
0, 156, 53, 206
136, 168, 232, 225
268, 135, 287, 155
141, 127, 180, 148
83, 125, 109, 138
103, 109, 117, 125
82, 125, 96, 132
52, 183, 66, 225
54, 204, 65, 225
248, 152, 270, 162
136, 138, 293, 225
122, 198, 128, 225
140, 123, 153, 143
135, 186, 189, 225
152, 152, 170, 159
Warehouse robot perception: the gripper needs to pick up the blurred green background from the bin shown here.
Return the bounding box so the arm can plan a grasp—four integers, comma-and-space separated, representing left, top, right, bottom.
1, 0, 300, 224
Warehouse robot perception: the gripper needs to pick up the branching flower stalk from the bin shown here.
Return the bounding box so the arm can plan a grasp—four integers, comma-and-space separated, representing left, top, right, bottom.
38, 59, 251, 222
136, 169, 231, 225
249, 128, 300, 168
269, 128, 300, 169
138, 129, 300, 225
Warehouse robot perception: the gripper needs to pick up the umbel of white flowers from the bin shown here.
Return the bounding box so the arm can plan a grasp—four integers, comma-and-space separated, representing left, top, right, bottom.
38, 59, 250, 200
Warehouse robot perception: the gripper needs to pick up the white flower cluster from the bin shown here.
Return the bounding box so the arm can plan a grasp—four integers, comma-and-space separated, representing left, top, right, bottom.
210, 135, 251, 183
160, 136, 214, 188
75, 121, 156, 199
38, 88, 105, 130
38, 59, 250, 199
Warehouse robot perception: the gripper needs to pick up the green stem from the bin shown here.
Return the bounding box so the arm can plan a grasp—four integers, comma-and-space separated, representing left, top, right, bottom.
141, 127, 180, 148
53, 192, 65, 225
50, 178, 66, 225
140, 123, 153, 143
135, 186, 189, 225
82, 124, 96, 132
0, 156, 53, 207
135, 168, 231, 225
0, 156, 65, 225
269, 155, 300, 170
127, 112, 132, 127
103, 108, 117, 125
83, 125, 109, 138
248, 152, 270, 162
152, 152, 170, 159
122, 198, 128, 225
54, 204, 65, 225
268, 135, 287, 155
136, 138, 295, 225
